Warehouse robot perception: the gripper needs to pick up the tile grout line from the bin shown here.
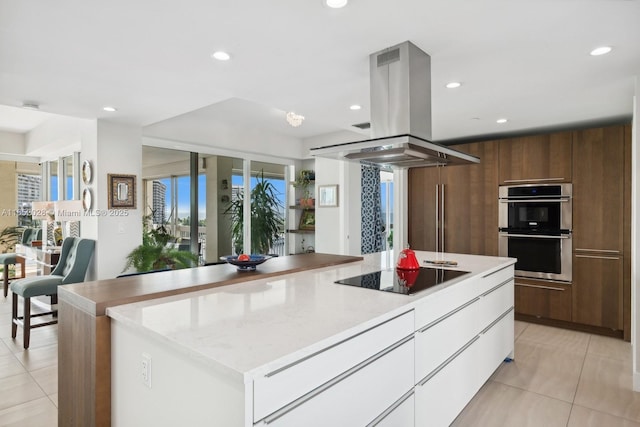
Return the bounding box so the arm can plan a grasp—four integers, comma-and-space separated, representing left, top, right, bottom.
565, 334, 591, 427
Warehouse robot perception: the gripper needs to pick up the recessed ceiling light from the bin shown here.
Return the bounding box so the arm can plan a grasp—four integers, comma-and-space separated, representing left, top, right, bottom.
21, 102, 40, 110
445, 82, 461, 89
496, 118, 508, 124
350, 104, 361, 110
325, 0, 348, 8
103, 106, 117, 112
590, 46, 612, 56
212, 51, 231, 61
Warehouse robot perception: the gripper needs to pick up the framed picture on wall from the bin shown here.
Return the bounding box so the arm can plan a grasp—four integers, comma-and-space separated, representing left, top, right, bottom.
108, 174, 136, 209
318, 185, 338, 207
299, 210, 315, 230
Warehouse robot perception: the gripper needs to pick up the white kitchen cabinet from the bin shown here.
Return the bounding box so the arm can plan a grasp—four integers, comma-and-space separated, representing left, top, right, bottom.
413, 265, 514, 427
253, 311, 414, 422
370, 391, 415, 427
415, 334, 482, 426
415, 296, 481, 383
259, 338, 414, 427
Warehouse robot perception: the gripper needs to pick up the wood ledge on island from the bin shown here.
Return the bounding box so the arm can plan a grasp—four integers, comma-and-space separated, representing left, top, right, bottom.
58, 252, 363, 316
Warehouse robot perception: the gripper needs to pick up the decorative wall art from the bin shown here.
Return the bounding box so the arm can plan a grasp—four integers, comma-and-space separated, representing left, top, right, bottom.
318, 185, 339, 207
299, 210, 315, 230
108, 174, 136, 209
82, 160, 93, 185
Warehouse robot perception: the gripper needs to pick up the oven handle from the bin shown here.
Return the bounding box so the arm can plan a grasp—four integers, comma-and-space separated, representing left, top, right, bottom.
499, 198, 571, 203
499, 233, 571, 239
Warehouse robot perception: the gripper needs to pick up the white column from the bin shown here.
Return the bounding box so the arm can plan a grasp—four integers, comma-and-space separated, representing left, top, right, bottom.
81, 120, 143, 280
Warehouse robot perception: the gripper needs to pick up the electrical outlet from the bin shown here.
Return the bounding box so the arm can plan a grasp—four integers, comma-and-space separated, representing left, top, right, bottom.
141, 353, 152, 388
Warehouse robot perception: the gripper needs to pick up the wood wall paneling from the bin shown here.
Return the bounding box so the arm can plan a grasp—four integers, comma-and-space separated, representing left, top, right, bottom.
408, 142, 499, 255
498, 132, 572, 184
572, 126, 624, 252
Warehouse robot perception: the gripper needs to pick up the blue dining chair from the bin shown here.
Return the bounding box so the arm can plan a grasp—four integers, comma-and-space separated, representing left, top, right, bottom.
1, 228, 42, 298
10, 237, 95, 349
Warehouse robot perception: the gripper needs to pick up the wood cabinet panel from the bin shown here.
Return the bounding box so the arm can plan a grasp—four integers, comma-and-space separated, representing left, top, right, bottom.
498, 132, 572, 184
572, 253, 623, 330
408, 167, 440, 251
572, 125, 625, 252
514, 278, 572, 322
443, 141, 499, 256
408, 141, 499, 255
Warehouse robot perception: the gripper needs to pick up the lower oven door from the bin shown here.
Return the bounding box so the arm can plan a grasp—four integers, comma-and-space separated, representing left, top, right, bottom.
498, 232, 572, 282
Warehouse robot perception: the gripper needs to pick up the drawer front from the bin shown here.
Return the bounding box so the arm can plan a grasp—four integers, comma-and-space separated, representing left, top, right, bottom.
478, 278, 514, 330
415, 280, 476, 330
415, 297, 480, 382
477, 308, 514, 383
514, 279, 572, 321
414, 265, 513, 330
259, 338, 414, 427
254, 311, 414, 422
415, 335, 482, 427
476, 265, 514, 295
370, 391, 414, 427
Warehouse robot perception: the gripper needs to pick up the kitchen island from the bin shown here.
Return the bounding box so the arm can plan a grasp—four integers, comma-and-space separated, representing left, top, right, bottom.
57, 253, 363, 427
107, 251, 515, 426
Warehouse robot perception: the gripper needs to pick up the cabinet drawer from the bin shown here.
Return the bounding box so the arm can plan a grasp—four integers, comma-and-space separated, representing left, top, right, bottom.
415, 334, 482, 427
253, 311, 414, 422
369, 391, 414, 427
414, 265, 512, 330
415, 296, 480, 383
478, 278, 514, 329
477, 265, 514, 295
514, 279, 571, 322
477, 308, 514, 383
258, 338, 414, 427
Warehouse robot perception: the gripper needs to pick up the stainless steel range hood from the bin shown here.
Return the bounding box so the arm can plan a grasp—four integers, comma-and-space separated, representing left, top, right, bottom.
311, 41, 479, 168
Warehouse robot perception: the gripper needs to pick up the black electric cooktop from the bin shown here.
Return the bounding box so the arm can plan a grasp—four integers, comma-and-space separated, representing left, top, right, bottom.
334, 267, 470, 295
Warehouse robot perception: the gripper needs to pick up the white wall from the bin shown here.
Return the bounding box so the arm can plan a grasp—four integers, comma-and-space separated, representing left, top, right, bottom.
631, 77, 639, 391
313, 157, 361, 256
0, 130, 26, 157
83, 121, 143, 279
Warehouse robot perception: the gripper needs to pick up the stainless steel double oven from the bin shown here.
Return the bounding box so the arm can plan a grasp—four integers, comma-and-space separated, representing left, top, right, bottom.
499, 183, 572, 282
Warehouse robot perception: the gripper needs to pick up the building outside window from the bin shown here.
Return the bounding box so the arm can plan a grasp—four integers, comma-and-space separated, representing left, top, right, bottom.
17, 174, 41, 227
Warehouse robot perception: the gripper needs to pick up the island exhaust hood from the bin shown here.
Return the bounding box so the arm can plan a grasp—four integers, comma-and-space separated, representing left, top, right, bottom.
310, 41, 479, 168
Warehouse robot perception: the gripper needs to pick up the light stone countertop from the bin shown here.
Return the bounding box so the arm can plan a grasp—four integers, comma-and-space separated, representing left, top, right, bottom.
107, 251, 515, 382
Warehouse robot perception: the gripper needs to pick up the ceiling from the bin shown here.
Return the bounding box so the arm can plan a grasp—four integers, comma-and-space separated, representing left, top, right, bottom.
1, 0, 639, 148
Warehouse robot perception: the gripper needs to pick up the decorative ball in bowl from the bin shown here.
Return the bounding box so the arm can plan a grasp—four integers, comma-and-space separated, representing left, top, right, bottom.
220, 254, 272, 271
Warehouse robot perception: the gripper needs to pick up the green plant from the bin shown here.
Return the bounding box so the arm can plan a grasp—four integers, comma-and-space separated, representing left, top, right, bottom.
122, 211, 198, 273
0, 226, 22, 254
225, 170, 284, 254
294, 169, 314, 199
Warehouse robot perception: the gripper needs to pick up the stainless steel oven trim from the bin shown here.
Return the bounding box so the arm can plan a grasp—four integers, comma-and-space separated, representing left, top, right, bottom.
499, 232, 572, 282
499, 183, 573, 197
498, 183, 573, 232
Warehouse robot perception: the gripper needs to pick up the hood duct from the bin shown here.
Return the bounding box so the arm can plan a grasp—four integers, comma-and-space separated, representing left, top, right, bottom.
311, 41, 479, 168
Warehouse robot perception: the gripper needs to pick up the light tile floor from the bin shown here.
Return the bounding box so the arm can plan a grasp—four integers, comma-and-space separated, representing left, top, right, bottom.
1, 286, 639, 427
453, 321, 640, 427
0, 290, 58, 427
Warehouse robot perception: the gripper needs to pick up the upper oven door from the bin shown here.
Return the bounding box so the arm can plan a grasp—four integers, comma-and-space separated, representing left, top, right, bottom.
499, 184, 572, 232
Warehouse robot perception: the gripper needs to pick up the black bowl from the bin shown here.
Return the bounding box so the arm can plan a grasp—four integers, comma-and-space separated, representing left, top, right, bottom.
220, 255, 272, 271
